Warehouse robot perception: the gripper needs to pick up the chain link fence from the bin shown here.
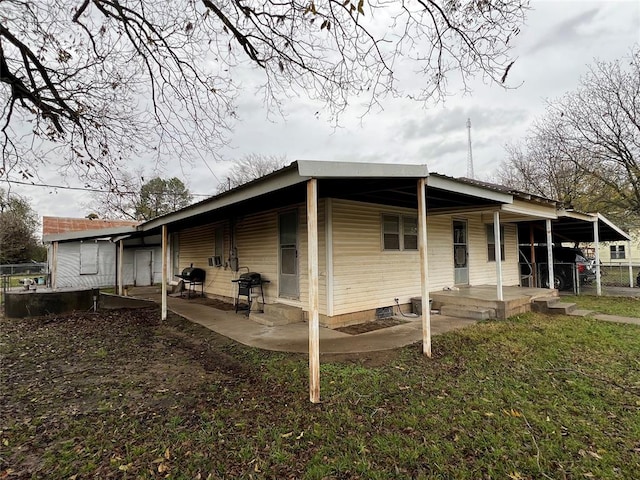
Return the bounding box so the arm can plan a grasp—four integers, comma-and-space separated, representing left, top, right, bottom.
599, 262, 640, 287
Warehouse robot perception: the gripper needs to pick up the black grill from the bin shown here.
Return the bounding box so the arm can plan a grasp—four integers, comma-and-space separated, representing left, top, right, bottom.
175, 264, 206, 298
232, 272, 268, 313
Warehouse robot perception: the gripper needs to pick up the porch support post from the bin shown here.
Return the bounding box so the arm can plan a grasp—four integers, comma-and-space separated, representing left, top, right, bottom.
118, 240, 124, 296
417, 178, 431, 357
161, 225, 168, 320
307, 178, 321, 403
628, 240, 634, 288
593, 219, 601, 296
493, 211, 503, 301
529, 225, 536, 286
545, 219, 554, 290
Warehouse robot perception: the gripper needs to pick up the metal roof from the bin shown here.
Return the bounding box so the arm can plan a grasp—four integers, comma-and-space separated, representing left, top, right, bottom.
517, 210, 631, 244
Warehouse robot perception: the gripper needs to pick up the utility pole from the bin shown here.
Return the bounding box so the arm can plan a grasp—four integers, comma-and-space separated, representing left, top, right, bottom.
466, 118, 474, 179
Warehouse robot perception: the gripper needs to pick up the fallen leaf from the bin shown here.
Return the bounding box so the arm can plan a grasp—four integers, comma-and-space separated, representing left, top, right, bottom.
503, 409, 522, 417
587, 451, 602, 460
118, 463, 133, 472
164, 447, 171, 459
281, 432, 293, 438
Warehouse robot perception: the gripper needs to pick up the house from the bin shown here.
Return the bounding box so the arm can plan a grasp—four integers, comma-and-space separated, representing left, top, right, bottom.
44, 162, 632, 403
596, 226, 639, 264
127, 162, 568, 325
42, 217, 162, 289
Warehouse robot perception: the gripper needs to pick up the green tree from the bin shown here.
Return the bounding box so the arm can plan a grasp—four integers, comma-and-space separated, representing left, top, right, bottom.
1, 0, 527, 188
135, 177, 193, 220
0, 190, 44, 263
91, 175, 193, 220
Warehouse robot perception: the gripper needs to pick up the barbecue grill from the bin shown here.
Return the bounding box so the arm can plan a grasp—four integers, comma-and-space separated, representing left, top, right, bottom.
176, 264, 206, 298
232, 272, 268, 314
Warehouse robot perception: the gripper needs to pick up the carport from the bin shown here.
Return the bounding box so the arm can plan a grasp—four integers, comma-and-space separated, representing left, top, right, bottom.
517, 209, 633, 294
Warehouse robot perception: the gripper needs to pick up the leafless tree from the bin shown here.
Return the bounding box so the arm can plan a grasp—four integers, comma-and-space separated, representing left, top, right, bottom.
2, 0, 528, 189
499, 47, 640, 229
217, 154, 288, 192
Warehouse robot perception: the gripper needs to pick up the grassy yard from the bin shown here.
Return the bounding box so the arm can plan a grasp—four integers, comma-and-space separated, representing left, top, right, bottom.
564, 295, 640, 318
1, 307, 639, 479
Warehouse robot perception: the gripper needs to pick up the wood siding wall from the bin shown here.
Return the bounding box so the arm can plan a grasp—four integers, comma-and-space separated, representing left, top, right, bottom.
330, 200, 520, 316
175, 199, 327, 314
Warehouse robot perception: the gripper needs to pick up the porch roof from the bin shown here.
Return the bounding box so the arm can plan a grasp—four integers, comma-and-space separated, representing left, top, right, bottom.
517, 210, 631, 244
139, 161, 514, 233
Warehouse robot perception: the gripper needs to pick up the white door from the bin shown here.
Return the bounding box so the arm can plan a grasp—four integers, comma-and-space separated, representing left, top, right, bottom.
278, 210, 299, 299
134, 250, 153, 286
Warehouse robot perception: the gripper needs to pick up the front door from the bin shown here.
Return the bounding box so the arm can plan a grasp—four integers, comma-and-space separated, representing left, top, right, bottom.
278, 210, 299, 299
134, 250, 153, 286
453, 220, 469, 285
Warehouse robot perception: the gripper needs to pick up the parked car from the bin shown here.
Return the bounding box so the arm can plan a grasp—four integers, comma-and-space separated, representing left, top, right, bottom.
519, 246, 595, 290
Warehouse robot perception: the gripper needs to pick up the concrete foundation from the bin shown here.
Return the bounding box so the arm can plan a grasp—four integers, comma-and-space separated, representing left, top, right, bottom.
5, 288, 96, 318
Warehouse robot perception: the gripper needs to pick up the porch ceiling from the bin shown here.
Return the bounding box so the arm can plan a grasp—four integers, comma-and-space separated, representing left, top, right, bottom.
518, 216, 630, 244
318, 177, 506, 211
144, 177, 509, 234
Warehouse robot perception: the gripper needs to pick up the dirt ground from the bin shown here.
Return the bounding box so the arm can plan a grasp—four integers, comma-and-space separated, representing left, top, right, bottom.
0, 306, 402, 478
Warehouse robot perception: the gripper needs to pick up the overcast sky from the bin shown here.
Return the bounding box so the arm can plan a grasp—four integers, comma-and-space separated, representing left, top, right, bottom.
7, 0, 640, 223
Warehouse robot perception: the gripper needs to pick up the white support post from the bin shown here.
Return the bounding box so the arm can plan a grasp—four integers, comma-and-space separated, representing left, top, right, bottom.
161, 225, 168, 320
417, 178, 431, 357
628, 240, 634, 288
118, 240, 124, 296
546, 219, 555, 290
593, 219, 601, 296
307, 179, 320, 403
493, 211, 504, 301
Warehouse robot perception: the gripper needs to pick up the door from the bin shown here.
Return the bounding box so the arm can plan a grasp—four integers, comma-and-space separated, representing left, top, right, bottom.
134, 250, 153, 286
453, 220, 469, 285
278, 210, 299, 299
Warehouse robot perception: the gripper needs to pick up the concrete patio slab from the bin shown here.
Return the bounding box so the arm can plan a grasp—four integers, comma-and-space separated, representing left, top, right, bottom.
117, 289, 478, 354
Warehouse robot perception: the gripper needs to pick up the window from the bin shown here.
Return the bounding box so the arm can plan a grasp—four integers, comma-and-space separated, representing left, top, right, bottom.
486, 224, 505, 262
80, 241, 99, 274
382, 214, 418, 251
403, 216, 418, 250
610, 245, 626, 260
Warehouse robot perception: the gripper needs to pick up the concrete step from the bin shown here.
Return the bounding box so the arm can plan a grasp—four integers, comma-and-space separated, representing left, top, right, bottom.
249, 312, 301, 326
533, 296, 578, 315
263, 303, 303, 322
249, 303, 303, 326
532, 296, 562, 313
440, 305, 496, 320
547, 302, 577, 315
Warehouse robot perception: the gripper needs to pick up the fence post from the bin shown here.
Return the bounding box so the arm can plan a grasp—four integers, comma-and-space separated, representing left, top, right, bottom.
628, 240, 634, 288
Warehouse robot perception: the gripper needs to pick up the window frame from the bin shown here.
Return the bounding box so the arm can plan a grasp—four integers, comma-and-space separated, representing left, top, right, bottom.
610, 244, 626, 260
486, 224, 505, 262
381, 214, 418, 252
79, 241, 99, 275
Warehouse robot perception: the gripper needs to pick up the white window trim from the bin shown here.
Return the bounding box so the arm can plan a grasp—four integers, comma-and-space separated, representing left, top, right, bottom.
381, 214, 418, 252
486, 224, 505, 262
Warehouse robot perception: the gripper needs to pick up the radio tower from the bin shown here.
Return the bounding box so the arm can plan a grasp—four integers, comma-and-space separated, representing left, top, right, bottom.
466, 118, 475, 179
